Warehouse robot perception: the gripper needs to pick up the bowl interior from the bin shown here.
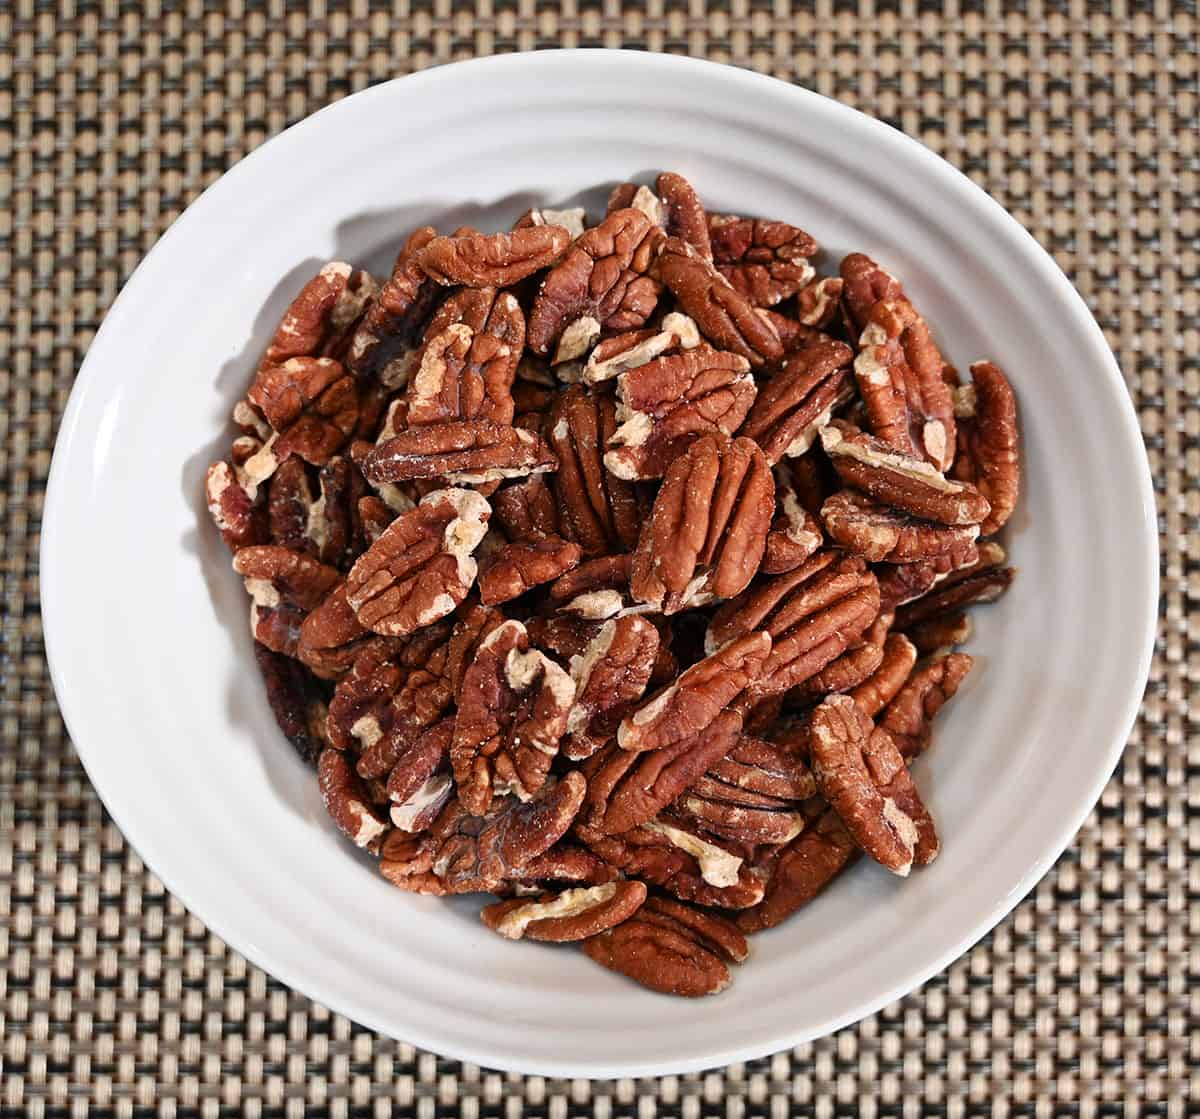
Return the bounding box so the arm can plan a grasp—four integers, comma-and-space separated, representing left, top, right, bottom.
42, 51, 1156, 1077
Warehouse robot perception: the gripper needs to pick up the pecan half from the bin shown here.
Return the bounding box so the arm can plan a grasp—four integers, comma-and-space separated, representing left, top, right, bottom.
630, 434, 774, 613
344, 487, 490, 636
527, 208, 663, 357
479, 537, 582, 605
793, 611, 893, 700
853, 299, 956, 470
795, 277, 844, 329
264, 262, 376, 367
245, 356, 359, 471
905, 612, 972, 655
582, 896, 748, 997
739, 338, 853, 464
849, 632, 919, 718
384, 718, 456, 834
318, 748, 389, 851
657, 172, 712, 259
809, 695, 936, 876
416, 226, 571, 288
950, 361, 1020, 535
654, 237, 784, 368
893, 554, 1016, 630
820, 490, 980, 563
878, 651, 973, 760
762, 466, 824, 574
874, 538, 981, 611
708, 215, 818, 307
819, 423, 990, 526
481, 880, 647, 942
451, 619, 576, 814
582, 312, 701, 384
547, 553, 635, 616
233, 545, 342, 657
491, 474, 560, 538
839, 252, 905, 334
364, 420, 556, 486
252, 641, 328, 764
205, 460, 267, 551
604, 346, 757, 479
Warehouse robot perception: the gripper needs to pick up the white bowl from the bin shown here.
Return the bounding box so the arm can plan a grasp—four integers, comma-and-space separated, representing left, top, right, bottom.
42, 50, 1157, 1077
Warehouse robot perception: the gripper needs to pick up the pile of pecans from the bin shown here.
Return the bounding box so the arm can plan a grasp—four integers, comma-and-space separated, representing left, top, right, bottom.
205, 174, 1019, 997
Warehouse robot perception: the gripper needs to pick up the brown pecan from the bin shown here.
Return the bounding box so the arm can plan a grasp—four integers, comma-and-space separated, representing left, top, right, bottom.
604, 346, 757, 480
809, 695, 937, 876
491, 474, 560, 538
344, 488, 490, 636
839, 252, 905, 334
654, 237, 784, 368
878, 651, 973, 760
403, 288, 524, 427
795, 277, 845, 329
874, 538, 981, 611
606, 183, 664, 224
347, 227, 442, 384
707, 553, 880, 697
267, 457, 358, 568
416, 226, 571, 288
618, 634, 770, 754
295, 582, 403, 680
245, 356, 359, 472
582, 895, 749, 997
793, 611, 893, 700
527, 209, 663, 358
905, 612, 972, 655
762, 465, 824, 574
318, 748, 389, 851
325, 642, 408, 752
853, 298, 956, 470
547, 386, 641, 555
657, 172, 712, 259
630, 434, 773, 612
509, 844, 620, 889
481, 880, 647, 942
364, 420, 555, 486
820, 490, 980, 563
582, 312, 701, 384
760, 309, 825, 355
819, 423, 990, 526
736, 803, 857, 933
356, 495, 394, 544
384, 717, 455, 834
893, 555, 1016, 630
205, 460, 267, 551
479, 537, 582, 605
233, 545, 342, 657
950, 361, 1020, 535
264, 262, 376, 367
708, 215, 818, 307
563, 615, 660, 761
848, 632, 919, 718
252, 641, 328, 764
739, 338, 853, 464
451, 619, 576, 814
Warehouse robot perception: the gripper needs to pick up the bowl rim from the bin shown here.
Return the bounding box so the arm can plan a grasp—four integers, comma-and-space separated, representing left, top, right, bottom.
41, 48, 1159, 1077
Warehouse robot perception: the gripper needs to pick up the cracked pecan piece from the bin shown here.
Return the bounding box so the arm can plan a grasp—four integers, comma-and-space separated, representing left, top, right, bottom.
762, 465, 824, 575
384, 717, 455, 834
582, 895, 749, 997
607, 182, 664, 224
491, 474, 560, 538
893, 548, 1015, 630
708, 214, 818, 308
809, 695, 937, 875
605, 346, 757, 480
318, 748, 389, 851
416, 226, 572, 288
853, 298, 956, 470
547, 553, 635, 616
296, 582, 402, 680
479, 537, 582, 605
205, 459, 268, 551
364, 420, 556, 486
630, 434, 774, 613
874, 538, 981, 611
820, 490, 980, 563
481, 880, 647, 942
268, 456, 362, 569
451, 619, 576, 814
582, 312, 701, 384
233, 545, 342, 657
344, 487, 490, 636
739, 338, 854, 464
878, 651, 973, 760
950, 361, 1020, 535
263, 262, 376, 367
820, 423, 990, 526
547, 385, 641, 555
657, 172, 712, 259
654, 237, 784, 368
839, 252, 906, 334
849, 632, 919, 718
252, 641, 329, 765
528, 208, 663, 359
404, 288, 524, 427
905, 612, 972, 655
513, 206, 587, 239
508, 844, 620, 890
795, 276, 845, 329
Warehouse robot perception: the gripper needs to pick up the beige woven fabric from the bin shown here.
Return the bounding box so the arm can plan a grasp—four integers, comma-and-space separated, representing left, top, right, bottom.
2, 1, 1195, 1114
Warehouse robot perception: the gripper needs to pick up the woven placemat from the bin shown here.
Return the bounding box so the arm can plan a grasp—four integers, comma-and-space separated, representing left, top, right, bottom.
2, 2, 1195, 1114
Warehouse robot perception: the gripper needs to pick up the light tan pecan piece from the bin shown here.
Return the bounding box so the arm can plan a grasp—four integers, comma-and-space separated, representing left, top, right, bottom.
874, 538, 981, 611
318, 748, 389, 851
950, 361, 1020, 535
792, 611, 894, 700
481, 880, 647, 942
853, 298, 956, 470
736, 802, 857, 933
820, 490, 980, 563
795, 276, 845, 329
563, 615, 660, 761
848, 632, 919, 718
893, 552, 1016, 630
582, 312, 701, 384
762, 465, 824, 575
451, 619, 576, 814
384, 717, 456, 834
878, 651, 973, 760
547, 385, 641, 555
252, 641, 328, 765
491, 474, 560, 538
512, 206, 587, 240
657, 172, 712, 259
739, 338, 854, 464
363, 420, 556, 486
403, 288, 524, 427
839, 252, 906, 334
263, 262, 376, 367
630, 434, 774, 613
479, 537, 582, 605
527, 208, 663, 358
708, 214, 818, 307
820, 423, 990, 526
809, 695, 937, 875
205, 460, 268, 551
654, 237, 784, 368
606, 182, 664, 224
604, 346, 757, 480
416, 226, 572, 288
582, 895, 749, 997
618, 634, 770, 754
233, 545, 342, 657
905, 612, 972, 655
344, 487, 490, 636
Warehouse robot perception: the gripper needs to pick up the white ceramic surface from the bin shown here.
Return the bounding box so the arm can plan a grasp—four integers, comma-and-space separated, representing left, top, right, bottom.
42, 51, 1157, 1077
